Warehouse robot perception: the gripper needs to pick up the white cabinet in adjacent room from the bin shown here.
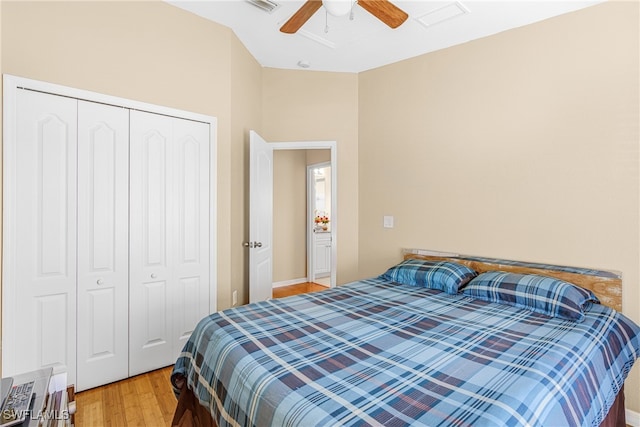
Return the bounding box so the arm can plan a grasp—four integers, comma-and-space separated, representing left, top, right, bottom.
3, 76, 217, 392
314, 232, 332, 277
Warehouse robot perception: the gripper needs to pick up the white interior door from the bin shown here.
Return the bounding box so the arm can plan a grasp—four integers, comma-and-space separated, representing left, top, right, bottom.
76, 100, 129, 391
171, 117, 210, 357
3, 89, 78, 382
249, 131, 273, 303
129, 110, 175, 374
129, 110, 210, 374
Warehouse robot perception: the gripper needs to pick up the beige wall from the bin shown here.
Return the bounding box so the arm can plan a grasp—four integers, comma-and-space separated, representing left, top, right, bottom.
273, 150, 308, 282
272, 149, 333, 285
262, 69, 360, 284
307, 149, 331, 165
230, 36, 263, 306
358, 0, 639, 411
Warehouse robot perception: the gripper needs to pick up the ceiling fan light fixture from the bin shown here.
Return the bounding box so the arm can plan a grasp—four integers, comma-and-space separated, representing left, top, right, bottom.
280, 0, 407, 34
322, 0, 352, 17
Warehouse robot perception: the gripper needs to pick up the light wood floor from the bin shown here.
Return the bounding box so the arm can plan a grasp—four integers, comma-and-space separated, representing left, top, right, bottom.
74, 282, 327, 426
75, 366, 175, 426
272, 281, 329, 298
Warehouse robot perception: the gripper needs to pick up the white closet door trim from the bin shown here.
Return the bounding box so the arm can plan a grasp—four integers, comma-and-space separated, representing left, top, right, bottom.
2, 78, 19, 372
2, 75, 219, 369
3, 75, 215, 125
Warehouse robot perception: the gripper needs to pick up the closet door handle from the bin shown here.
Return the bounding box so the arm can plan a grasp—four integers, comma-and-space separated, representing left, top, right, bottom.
243, 242, 263, 248
96, 279, 104, 285
151, 273, 157, 279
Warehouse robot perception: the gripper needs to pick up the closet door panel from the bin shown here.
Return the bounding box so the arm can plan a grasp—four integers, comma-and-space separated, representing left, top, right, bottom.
172, 118, 210, 355
77, 101, 129, 391
129, 110, 174, 374
6, 89, 77, 381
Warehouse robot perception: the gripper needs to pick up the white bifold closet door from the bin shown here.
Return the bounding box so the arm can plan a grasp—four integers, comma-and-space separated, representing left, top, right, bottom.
5, 85, 212, 390
129, 110, 210, 375
76, 101, 130, 391
8, 89, 78, 384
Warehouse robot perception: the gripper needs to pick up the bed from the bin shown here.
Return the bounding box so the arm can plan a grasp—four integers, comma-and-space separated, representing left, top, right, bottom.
171, 251, 640, 427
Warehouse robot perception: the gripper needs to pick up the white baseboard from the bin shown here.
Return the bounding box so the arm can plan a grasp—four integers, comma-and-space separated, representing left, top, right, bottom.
272, 278, 308, 288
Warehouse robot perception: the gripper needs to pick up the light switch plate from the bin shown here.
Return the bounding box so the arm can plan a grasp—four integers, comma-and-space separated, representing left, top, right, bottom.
383, 215, 394, 228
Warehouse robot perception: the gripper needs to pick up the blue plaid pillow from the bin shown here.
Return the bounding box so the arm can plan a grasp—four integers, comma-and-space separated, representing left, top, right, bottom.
380, 259, 477, 294
462, 271, 600, 322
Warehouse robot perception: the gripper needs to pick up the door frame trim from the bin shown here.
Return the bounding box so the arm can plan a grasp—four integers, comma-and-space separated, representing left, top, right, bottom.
270, 141, 337, 289
307, 161, 331, 284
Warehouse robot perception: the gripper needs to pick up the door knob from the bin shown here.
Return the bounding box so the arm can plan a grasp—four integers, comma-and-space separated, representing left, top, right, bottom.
243, 242, 263, 248
151, 273, 157, 279
97, 279, 104, 285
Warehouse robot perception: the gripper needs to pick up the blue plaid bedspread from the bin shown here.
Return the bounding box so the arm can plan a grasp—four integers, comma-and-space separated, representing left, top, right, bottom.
171, 278, 640, 427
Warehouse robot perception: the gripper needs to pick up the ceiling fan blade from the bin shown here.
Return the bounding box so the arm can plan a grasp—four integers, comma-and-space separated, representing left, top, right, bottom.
358, 0, 408, 29
280, 0, 323, 34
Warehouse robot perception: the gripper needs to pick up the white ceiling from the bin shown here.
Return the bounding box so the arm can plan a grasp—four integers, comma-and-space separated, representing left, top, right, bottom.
168, 0, 605, 73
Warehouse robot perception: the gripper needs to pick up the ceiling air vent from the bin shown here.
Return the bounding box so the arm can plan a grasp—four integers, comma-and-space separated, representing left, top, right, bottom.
246, 0, 280, 14
416, 2, 469, 29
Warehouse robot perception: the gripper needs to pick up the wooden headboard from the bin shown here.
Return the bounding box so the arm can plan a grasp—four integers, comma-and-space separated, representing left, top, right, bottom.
403, 249, 623, 312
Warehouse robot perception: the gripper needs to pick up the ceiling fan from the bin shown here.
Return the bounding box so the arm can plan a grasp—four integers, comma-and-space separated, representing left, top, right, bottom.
280, 0, 409, 34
